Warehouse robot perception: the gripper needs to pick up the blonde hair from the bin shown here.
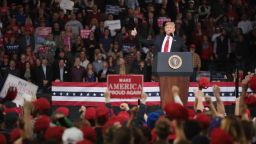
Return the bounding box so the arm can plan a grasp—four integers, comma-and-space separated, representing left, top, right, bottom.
164, 21, 175, 27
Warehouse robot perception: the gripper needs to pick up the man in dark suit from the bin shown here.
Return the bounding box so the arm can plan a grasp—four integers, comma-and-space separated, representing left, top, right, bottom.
153, 21, 187, 54
97, 61, 113, 82
18, 30, 35, 52
53, 59, 70, 82
35, 58, 53, 93
133, 21, 187, 55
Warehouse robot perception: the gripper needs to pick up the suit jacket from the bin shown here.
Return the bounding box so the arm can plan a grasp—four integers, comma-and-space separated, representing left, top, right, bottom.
153, 35, 188, 55
18, 35, 35, 51
35, 65, 53, 87
97, 69, 113, 82
53, 66, 70, 82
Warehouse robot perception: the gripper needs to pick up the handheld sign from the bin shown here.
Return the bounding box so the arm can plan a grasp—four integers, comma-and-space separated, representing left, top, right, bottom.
157, 17, 171, 27
60, 0, 74, 13
0, 74, 38, 106
107, 75, 143, 99
80, 29, 91, 39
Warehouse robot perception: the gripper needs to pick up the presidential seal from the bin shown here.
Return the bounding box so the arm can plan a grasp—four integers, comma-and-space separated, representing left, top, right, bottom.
168, 55, 182, 69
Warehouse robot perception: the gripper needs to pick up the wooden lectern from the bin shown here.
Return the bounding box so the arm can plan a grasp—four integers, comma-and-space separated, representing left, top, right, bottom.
153, 52, 193, 108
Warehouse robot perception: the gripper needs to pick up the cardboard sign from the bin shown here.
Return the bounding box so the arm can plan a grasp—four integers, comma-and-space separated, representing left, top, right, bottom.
60, 0, 74, 11
107, 75, 143, 98
35, 27, 52, 37
0, 74, 38, 106
104, 20, 121, 30
105, 5, 120, 15
157, 17, 171, 27
80, 29, 91, 39
104, 20, 121, 36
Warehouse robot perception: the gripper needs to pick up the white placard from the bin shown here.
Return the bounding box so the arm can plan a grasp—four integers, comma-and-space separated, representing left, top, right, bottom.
0, 74, 38, 106
104, 20, 121, 30
60, 0, 74, 11
104, 20, 121, 36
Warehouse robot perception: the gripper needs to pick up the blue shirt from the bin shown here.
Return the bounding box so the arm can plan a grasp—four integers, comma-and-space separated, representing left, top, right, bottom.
92, 60, 103, 73
99, 36, 113, 52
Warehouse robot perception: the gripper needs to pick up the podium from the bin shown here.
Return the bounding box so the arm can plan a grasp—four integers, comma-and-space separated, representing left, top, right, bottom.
153, 52, 193, 108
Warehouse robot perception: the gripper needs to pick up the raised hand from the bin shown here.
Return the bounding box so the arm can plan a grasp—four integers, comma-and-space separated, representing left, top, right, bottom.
241, 73, 254, 91
194, 89, 204, 98
140, 92, 148, 104
171, 85, 180, 96
104, 90, 111, 103
213, 85, 220, 96
120, 103, 129, 111
205, 95, 212, 104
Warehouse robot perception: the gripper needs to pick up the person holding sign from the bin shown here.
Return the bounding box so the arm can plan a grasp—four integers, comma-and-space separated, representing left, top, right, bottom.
132, 21, 187, 55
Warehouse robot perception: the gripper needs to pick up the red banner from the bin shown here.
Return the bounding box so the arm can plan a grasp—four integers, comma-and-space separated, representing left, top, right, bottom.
107, 75, 143, 98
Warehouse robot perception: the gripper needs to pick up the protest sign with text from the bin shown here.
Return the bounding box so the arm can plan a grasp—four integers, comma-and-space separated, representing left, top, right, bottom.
104, 20, 121, 36
107, 75, 143, 99
60, 0, 74, 12
80, 29, 91, 39
0, 74, 38, 106
105, 5, 120, 15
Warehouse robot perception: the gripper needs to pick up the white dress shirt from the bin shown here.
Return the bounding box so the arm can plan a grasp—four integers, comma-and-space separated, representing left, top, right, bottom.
161, 35, 173, 52
42, 65, 46, 78
60, 68, 64, 81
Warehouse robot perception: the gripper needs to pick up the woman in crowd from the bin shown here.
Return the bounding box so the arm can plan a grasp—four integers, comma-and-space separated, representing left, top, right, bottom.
22, 62, 33, 81
85, 63, 98, 82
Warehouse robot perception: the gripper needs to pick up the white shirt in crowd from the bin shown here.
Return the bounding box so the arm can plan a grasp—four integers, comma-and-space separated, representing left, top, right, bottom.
237, 20, 253, 34
80, 59, 90, 69
42, 65, 46, 77
211, 33, 221, 42
60, 68, 64, 81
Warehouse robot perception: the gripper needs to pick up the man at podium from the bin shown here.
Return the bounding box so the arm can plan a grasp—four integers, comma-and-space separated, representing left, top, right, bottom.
153, 21, 188, 54
131, 21, 188, 55
132, 21, 192, 107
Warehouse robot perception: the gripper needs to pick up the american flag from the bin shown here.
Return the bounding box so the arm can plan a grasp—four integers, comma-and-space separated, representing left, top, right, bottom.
51, 82, 249, 107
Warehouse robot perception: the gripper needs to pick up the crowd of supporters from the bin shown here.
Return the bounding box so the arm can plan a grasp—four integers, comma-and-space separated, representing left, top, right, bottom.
0, 0, 256, 92
0, 74, 255, 144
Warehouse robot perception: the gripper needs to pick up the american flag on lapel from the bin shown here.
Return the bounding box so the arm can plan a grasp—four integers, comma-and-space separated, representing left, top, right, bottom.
51, 82, 250, 107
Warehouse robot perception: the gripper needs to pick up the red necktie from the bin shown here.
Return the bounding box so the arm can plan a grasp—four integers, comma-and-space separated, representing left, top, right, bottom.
164, 36, 169, 52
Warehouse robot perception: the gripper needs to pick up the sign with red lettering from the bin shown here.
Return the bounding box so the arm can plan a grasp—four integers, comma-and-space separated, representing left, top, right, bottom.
107, 75, 143, 98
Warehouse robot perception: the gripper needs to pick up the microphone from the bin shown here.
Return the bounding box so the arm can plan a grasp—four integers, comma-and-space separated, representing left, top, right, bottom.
170, 33, 174, 37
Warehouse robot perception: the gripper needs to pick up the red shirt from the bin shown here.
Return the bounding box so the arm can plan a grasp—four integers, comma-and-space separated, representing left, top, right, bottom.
200, 42, 213, 60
